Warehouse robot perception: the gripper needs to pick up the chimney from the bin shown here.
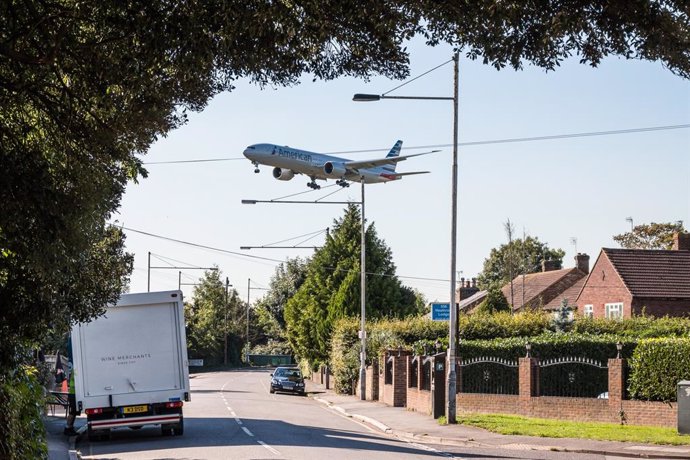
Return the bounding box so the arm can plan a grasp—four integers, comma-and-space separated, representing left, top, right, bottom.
575, 253, 590, 274
541, 260, 560, 272
672, 232, 690, 251
458, 276, 480, 300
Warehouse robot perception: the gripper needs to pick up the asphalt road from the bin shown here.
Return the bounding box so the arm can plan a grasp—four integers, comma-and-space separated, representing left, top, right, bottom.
78, 370, 622, 460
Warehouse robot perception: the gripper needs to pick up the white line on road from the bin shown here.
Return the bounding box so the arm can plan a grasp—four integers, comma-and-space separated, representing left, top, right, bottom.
242, 426, 254, 437
257, 440, 281, 456
235, 417, 243, 425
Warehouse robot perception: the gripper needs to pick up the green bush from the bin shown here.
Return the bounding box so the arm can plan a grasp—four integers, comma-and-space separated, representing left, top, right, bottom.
628, 338, 690, 401
459, 311, 552, 340
0, 366, 47, 459
572, 315, 690, 338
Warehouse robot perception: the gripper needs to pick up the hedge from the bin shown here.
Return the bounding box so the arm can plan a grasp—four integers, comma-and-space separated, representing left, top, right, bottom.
628, 338, 690, 402
0, 366, 47, 459
325, 314, 690, 398
572, 315, 690, 337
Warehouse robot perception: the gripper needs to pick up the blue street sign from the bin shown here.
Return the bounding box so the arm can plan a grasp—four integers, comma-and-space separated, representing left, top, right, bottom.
431, 303, 450, 321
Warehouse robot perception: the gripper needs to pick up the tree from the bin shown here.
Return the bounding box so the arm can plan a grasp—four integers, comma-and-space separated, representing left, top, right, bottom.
475, 285, 510, 315
253, 258, 308, 348
613, 222, 686, 249
552, 299, 574, 332
2, 0, 687, 366
185, 268, 244, 365
478, 236, 565, 290
285, 204, 421, 364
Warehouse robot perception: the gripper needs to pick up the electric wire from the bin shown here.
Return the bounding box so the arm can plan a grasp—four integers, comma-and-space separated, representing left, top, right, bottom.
141, 124, 690, 164
382, 59, 454, 96
123, 226, 629, 289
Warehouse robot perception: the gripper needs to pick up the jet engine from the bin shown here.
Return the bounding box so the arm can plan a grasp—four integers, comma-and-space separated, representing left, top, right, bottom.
272, 167, 295, 181
323, 162, 347, 177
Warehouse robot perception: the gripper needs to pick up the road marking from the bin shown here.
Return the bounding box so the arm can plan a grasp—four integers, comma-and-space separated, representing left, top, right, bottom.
235, 417, 243, 425
317, 403, 375, 433
241, 426, 254, 437
257, 440, 281, 456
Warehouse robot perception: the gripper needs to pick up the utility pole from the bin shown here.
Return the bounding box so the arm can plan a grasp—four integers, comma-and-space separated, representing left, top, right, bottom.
224, 277, 231, 366
359, 179, 367, 400
246, 278, 250, 365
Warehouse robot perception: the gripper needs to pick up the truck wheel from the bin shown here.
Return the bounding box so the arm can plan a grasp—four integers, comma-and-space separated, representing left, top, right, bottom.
173, 416, 184, 436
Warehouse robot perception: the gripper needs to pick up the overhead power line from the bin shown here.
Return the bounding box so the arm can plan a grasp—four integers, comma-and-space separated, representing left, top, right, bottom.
142, 123, 689, 165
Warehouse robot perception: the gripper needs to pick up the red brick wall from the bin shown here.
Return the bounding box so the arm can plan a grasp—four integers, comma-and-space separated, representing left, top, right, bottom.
632, 298, 690, 317
407, 388, 432, 415
455, 394, 675, 427
577, 253, 633, 318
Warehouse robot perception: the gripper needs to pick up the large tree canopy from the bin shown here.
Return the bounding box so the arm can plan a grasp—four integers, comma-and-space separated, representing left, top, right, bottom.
284, 204, 422, 364
478, 236, 566, 289
2, 0, 688, 364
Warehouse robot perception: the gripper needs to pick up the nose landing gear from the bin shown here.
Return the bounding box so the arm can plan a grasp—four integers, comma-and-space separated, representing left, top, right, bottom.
252, 161, 260, 173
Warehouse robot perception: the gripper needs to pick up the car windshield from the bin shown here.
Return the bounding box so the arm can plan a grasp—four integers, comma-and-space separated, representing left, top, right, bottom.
275, 368, 301, 378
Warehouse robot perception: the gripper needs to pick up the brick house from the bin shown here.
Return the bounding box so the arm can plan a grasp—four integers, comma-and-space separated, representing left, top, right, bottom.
459, 254, 590, 313
576, 233, 690, 318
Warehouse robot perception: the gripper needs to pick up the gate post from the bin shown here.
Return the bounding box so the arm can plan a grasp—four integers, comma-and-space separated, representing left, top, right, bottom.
519, 357, 539, 399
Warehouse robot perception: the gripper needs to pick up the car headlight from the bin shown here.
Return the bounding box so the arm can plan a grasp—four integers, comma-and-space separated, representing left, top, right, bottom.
296, 382, 304, 386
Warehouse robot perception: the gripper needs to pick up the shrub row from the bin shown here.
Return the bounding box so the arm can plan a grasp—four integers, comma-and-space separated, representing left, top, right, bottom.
327, 314, 690, 400
0, 366, 47, 459
628, 338, 690, 401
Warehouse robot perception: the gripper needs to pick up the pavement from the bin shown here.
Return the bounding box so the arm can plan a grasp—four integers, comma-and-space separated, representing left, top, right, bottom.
44, 408, 85, 460
307, 381, 690, 459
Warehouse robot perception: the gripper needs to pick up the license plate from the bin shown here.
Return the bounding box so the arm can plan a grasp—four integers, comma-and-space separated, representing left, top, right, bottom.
123, 405, 148, 414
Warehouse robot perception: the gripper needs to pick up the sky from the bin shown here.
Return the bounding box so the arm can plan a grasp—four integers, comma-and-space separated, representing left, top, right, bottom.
115, 38, 690, 305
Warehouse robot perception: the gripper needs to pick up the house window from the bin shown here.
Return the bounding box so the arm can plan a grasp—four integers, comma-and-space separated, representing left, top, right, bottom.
605, 303, 623, 319
584, 305, 593, 318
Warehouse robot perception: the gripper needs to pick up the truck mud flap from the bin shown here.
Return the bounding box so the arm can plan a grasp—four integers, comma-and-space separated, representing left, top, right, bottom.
90, 414, 181, 430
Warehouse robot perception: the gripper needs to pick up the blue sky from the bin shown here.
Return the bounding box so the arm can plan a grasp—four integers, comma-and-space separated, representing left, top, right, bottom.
116, 39, 690, 304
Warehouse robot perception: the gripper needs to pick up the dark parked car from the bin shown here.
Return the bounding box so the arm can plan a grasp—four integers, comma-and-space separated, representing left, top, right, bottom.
270, 367, 305, 395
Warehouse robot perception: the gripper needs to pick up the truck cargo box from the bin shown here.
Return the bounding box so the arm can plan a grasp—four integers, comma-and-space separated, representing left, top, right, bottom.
71, 290, 190, 438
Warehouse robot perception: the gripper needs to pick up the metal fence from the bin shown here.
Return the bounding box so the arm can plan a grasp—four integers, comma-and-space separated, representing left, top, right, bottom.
460, 357, 518, 395
539, 357, 608, 398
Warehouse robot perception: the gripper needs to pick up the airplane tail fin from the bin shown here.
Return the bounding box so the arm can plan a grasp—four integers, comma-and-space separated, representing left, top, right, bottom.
384, 140, 403, 172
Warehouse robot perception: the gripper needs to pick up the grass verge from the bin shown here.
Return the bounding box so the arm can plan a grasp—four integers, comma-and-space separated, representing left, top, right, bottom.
438, 413, 690, 446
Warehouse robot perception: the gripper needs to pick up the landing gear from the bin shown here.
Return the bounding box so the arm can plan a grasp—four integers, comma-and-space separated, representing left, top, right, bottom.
336, 179, 350, 188
252, 161, 260, 173
307, 180, 321, 190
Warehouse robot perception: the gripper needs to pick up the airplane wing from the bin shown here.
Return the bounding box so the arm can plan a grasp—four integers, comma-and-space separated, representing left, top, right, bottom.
386, 171, 430, 178
343, 150, 437, 170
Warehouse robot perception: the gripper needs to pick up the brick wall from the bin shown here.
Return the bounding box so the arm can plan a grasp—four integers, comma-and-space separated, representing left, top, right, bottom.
452, 357, 677, 427
577, 253, 633, 317
379, 351, 410, 407
632, 298, 690, 317
406, 355, 432, 414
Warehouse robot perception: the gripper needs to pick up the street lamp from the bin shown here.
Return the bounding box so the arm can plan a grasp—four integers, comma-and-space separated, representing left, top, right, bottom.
353, 52, 460, 422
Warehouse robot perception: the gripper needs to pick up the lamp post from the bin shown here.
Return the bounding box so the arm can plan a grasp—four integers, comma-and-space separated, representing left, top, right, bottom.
359, 179, 366, 400
353, 52, 460, 422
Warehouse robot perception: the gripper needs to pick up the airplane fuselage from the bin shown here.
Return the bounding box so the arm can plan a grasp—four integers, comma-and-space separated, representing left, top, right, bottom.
243, 143, 399, 184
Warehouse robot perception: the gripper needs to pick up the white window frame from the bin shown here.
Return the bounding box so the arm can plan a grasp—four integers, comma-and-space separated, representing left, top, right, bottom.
605, 302, 623, 319
584, 304, 593, 318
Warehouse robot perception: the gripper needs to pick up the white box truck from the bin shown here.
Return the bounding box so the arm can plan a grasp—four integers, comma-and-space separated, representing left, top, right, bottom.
71, 290, 190, 439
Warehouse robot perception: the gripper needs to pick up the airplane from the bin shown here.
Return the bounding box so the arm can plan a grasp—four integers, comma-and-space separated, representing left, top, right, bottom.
243, 140, 433, 189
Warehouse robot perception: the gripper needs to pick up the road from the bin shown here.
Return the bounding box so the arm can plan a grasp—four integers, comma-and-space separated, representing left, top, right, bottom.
78, 369, 620, 459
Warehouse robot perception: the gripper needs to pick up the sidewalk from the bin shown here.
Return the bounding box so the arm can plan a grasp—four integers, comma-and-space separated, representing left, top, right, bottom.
44, 410, 84, 460
307, 382, 690, 459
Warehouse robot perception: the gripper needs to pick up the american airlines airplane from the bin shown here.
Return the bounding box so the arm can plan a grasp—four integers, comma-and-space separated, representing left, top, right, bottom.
243, 140, 432, 189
